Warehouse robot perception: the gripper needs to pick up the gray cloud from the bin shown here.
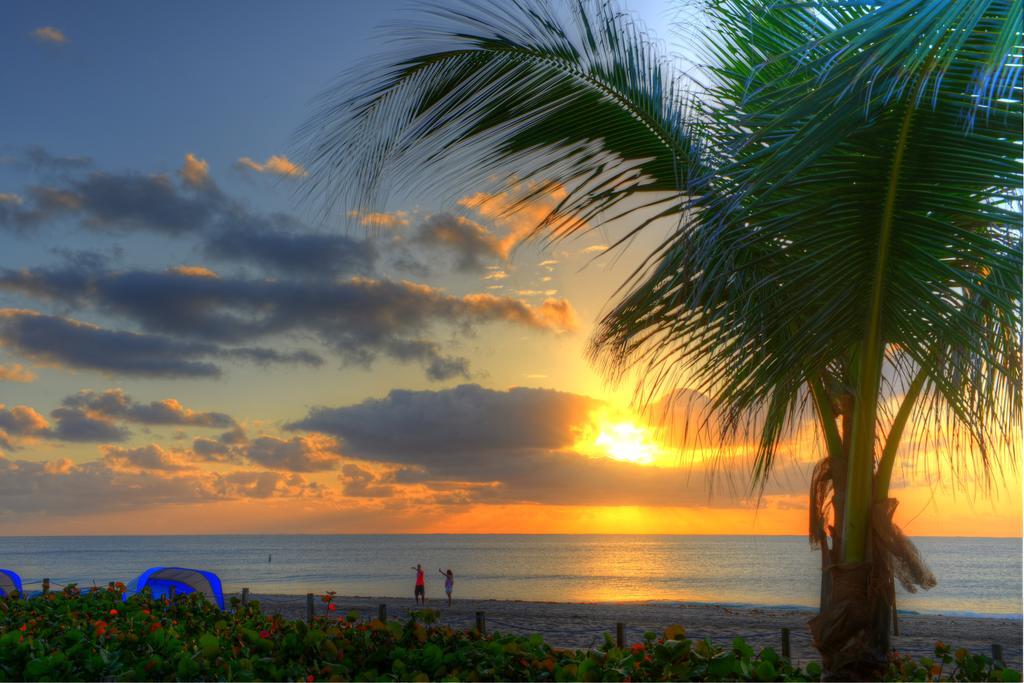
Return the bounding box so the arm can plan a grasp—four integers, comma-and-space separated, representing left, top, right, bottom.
0, 454, 320, 517
412, 213, 502, 272
0, 309, 321, 379
286, 384, 810, 507
0, 146, 93, 173
287, 384, 598, 461
243, 435, 343, 472
62, 389, 236, 428
340, 463, 396, 498
49, 407, 130, 443
103, 444, 192, 471
0, 161, 378, 279
205, 215, 378, 278
0, 266, 574, 381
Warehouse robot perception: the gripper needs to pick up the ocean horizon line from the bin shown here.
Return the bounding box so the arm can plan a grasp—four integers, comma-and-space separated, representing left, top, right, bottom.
1, 532, 1020, 540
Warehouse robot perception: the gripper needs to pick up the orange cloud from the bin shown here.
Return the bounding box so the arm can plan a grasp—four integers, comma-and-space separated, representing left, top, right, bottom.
462, 293, 578, 333
103, 444, 196, 472
168, 264, 218, 278
236, 154, 307, 177
0, 193, 22, 205
457, 182, 579, 257
0, 363, 35, 383
348, 209, 410, 228
180, 153, 211, 188
32, 27, 67, 44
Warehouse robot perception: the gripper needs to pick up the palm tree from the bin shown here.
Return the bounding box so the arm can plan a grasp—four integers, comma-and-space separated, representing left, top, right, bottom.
299, 0, 1022, 676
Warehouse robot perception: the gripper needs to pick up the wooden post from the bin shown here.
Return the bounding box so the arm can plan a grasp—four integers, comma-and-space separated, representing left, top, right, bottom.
616, 622, 625, 649
992, 644, 1004, 667
475, 611, 486, 635
378, 603, 387, 622
781, 628, 791, 661
892, 601, 899, 636
241, 587, 249, 607
168, 585, 176, 599
306, 593, 314, 624
42, 578, 50, 595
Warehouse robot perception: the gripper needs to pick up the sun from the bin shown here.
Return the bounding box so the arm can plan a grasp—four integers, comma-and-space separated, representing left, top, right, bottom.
573, 407, 674, 467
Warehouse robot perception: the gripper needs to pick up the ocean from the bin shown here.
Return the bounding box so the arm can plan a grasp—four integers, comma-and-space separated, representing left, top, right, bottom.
0, 535, 1019, 618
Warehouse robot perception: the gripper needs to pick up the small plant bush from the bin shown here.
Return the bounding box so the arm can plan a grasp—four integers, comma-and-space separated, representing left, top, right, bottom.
0, 586, 1018, 681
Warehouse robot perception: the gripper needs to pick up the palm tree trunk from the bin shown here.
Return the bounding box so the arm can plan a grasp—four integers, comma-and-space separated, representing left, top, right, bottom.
810, 387, 893, 680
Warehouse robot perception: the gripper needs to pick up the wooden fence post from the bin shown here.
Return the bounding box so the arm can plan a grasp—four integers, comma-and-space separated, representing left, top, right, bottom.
306, 593, 314, 624
992, 644, 1004, 667
378, 603, 387, 622
475, 611, 486, 635
892, 601, 899, 636
42, 578, 50, 595
241, 587, 249, 607
781, 628, 791, 661
616, 622, 625, 649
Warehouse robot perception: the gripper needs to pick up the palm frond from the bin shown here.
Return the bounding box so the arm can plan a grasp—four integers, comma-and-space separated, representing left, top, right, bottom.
297, 0, 701, 236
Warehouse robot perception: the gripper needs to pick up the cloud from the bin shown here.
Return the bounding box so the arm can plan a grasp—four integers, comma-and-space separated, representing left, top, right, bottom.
0, 146, 92, 172
0, 309, 320, 379
0, 363, 35, 383
285, 383, 808, 507
32, 27, 67, 44
0, 267, 576, 380
580, 244, 609, 255
0, 454, 319, 518
287, 384, 599, 460
456, 184, 579, 256
204, 216, 378, 278
168, 265, 218, 278
0, 154, 378, 279
348, 210, 410, 228
180, 153, 212, 188
0, 401, 131, 446
102, 444, 194, 471
0, 404, 50, 449
48, 406, 130, 442
411, 213, 503, 272
340, 464, 396, 498
243, 434, 343, 472
236, 155, 307, 177
60, 389, 236, 428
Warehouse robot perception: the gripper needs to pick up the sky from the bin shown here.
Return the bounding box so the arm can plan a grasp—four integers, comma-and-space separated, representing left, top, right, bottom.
0, 1, 1019, 537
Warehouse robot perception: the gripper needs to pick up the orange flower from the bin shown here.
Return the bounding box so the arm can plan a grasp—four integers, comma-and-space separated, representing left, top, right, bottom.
109, 609, 118, 615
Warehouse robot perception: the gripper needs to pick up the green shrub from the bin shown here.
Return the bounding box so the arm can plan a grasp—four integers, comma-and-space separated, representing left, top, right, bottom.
0, 587, 1017, 681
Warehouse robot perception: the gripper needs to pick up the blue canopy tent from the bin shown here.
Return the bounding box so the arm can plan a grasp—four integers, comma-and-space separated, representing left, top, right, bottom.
0, 569, 22, 597
125, 567, 225, 609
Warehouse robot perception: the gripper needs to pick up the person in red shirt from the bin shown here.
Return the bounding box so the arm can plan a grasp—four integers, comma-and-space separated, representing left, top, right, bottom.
411, 564, 426, 604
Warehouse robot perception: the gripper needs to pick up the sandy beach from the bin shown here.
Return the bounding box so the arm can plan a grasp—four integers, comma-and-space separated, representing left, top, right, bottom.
242, 593, 1022, 669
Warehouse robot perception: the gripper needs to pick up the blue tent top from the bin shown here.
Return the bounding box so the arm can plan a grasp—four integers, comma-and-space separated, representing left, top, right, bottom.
0, 569, 22, 598
125, 567, 225, 610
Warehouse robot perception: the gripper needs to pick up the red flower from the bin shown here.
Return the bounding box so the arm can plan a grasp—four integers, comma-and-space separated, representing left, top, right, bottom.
109, 608, 118, 615
327, 603, 336, 611
149, 622, 162, 632
18, 625, 26, 632
307, 676, 315, 682
631, 643, 645, 653
259, 630, 271, 639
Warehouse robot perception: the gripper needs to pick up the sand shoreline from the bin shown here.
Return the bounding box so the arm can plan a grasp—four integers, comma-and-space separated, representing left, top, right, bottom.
238, 593, 1022, 668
